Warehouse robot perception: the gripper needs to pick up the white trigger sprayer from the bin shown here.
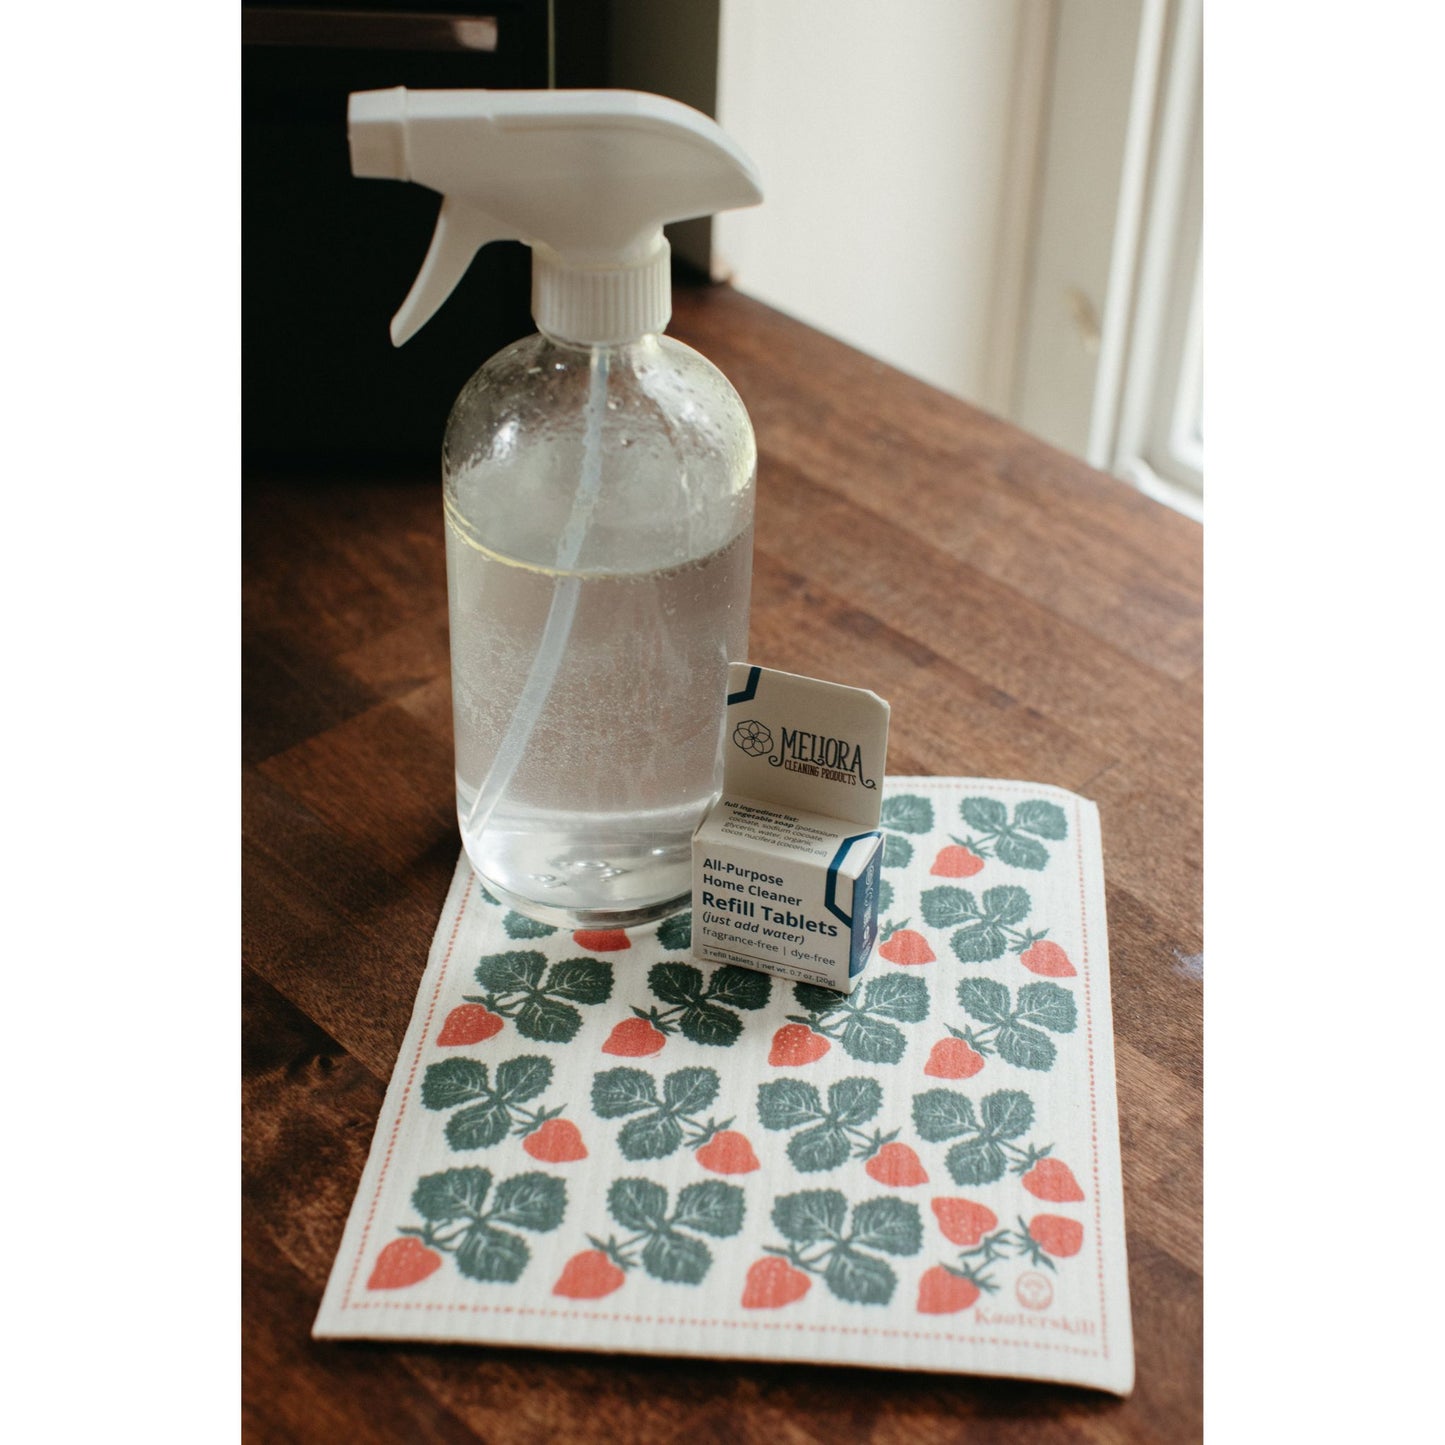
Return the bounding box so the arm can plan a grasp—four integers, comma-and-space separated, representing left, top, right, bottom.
348, 89, 763, 927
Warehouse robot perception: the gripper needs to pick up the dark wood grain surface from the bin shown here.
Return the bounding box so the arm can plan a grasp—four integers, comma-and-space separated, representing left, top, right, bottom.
243, 281, 1203, 1443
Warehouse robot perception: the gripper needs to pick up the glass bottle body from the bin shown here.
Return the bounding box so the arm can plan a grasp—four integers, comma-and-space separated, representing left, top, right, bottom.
443, 331, 756, 926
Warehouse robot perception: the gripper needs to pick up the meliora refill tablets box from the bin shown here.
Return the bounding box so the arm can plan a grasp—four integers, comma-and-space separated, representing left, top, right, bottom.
691, 664, 890, 993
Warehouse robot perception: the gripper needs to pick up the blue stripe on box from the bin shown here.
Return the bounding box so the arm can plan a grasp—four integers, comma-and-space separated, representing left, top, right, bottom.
849, 839, 883, 976
727, 666, 761, 705
824, 833, 873, 928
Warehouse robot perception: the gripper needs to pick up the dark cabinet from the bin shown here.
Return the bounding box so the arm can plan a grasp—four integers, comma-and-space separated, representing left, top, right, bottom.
243, 2, 608, 463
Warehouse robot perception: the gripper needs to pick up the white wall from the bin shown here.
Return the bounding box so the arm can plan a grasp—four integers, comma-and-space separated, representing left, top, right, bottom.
713, 0, 1035, 412
1011, 0, 1150, 462
1010, 0, 1202, 515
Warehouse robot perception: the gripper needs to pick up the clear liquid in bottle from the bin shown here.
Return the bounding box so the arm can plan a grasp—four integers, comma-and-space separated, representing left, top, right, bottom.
443, 332, 756, 926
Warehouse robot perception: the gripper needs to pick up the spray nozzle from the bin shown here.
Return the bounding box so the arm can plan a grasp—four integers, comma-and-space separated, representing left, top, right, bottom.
347, 87, 763, 347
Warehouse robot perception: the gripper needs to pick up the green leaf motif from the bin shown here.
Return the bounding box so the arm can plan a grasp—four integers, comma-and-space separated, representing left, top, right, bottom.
1016, 981, 1078, 1034
957, 982, 1075, 1072
618, 1113, 685, 1160
979, 1089, 1035, 1140
757, 1078, 824, 1130
912, 1088, 978, 1142
994, 1024, 1056, 1071
502, 911, 557, 940
494, 1054, 553, 1104
544, 958, 613, 1005
824, 1246, 896, 1306
958, 977, 1012, 1026
880, 794, 934, 834
772, 1189, 848, 1244
877, 879, 894, 915
839, 1012, 907, 1065
981, 886, 1031, 926
657, 912, 692, 951
679, 1002, 742, 1047
849, 1198, 923, 1256
1015, 800, 1068, 840
591, 1067, 659, 1119
787, 1124, 851, 1173
474, 950, 546, 994
950, 923, 1008, 965
490, 1172, 567, 1232
445, 1099, 513, 1151
919, 887, 981, 929
995, 832, 1049, 870
608, 1178, 668, 1233
946, 1137, 1009, 1186
795, 982, 843, 1015
421, 1058, 490, 1111
642, 1229, 710, 1285
650, 962, 704, 1006
961, 797, 1009, 831
412, 1167, 491, 1222
759, 1075, 881, 1172
454, 1223, 530, 1283
827, 1076, 883, 1127
673, 1180, 745, 1238
512, 995, 582, 1044
882, 834, 913, 869
707, 965, 771, 1011
952, 799, 1067, 871
861, 973, 930, 1023
662, 1067, 720, 1116
424, 1055, 562, 1153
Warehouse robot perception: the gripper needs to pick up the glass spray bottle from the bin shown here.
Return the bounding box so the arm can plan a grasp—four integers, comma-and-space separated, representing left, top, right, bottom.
348, 88, 763, 926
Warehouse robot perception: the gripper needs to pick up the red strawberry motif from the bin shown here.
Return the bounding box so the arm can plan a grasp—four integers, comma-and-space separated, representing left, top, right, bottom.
931, 844, 984, 878
865, 1142, 929, 1187
522, 1118, 588, 1163
1021, 1158, 1085, 1202
768, 1024, 831, 1066
741, 1257, 811, 1309
924, 1037, 985, 1079
931, 1198, 999, 1247
1028, 1214, 1085, 1258
1019, 940, 1076, 977
367, 1238, 442, 1291
553, 1249, 626, 1299
437, 1003, 504, 1047
573, 929, 630, 952
694, 1130, 760, 1175
602, 1017, 667, 1056
878, 920, 936, 965
916, 1265, 981, 1314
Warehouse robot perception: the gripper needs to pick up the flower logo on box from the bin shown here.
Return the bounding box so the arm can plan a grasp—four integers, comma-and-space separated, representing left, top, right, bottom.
732, 719, 773, 758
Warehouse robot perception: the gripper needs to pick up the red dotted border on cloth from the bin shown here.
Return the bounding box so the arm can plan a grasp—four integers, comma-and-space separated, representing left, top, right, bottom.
339, 782, 1114, 1363
336, 1295, 1103, 1357
1074, 792, 1109, 1361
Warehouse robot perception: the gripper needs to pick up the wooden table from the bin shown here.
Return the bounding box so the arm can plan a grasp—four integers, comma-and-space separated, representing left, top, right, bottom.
243, 282, 1203, 1442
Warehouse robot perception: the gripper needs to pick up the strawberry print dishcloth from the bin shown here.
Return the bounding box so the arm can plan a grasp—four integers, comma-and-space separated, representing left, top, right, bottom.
313, 777, 1134, 1394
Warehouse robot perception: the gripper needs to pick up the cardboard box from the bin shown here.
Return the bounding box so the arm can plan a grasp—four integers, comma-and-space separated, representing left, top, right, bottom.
691, 664, 890, 992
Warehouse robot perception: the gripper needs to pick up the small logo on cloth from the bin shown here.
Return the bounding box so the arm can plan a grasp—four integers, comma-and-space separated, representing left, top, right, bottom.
1016, 1272, 1053, 1310
732, 719, 773, 758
